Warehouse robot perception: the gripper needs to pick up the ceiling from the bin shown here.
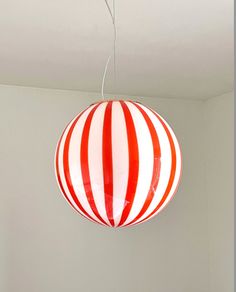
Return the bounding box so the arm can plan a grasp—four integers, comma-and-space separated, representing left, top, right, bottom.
0, 0, 233, 99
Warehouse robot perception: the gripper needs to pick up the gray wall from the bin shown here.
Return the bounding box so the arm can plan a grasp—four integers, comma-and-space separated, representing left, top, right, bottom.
0, 85, 233, 292
204, 92, 234, 292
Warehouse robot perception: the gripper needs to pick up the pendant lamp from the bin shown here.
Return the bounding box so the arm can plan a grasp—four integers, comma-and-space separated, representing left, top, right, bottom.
55, 100, 182, 227
54, 0, 182, 227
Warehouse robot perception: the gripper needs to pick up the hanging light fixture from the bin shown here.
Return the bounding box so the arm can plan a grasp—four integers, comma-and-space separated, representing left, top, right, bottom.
54, 1, 182, 227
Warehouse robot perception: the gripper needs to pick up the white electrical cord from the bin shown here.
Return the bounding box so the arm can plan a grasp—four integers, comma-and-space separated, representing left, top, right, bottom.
101, 0, 117, 100
101, 55, 112, 99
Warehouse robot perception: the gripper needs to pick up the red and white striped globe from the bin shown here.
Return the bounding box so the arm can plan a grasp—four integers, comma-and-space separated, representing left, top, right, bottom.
55, 100, 182, 227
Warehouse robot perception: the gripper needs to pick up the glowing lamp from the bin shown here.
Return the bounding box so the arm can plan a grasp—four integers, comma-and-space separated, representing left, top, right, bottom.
55, 100, 182, 227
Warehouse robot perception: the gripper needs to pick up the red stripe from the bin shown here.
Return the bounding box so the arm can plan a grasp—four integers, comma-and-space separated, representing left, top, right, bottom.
55, 135, 80, 214
80, 103, 109, 226
102, 101, 114, 226
63, 105, 105, 225
124, 101, 161, 226
133, 109, 177, 225
118, 101, 139, 226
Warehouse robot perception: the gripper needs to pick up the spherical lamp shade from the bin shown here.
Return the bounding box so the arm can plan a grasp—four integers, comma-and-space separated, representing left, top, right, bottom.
55, 100, 182, 227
